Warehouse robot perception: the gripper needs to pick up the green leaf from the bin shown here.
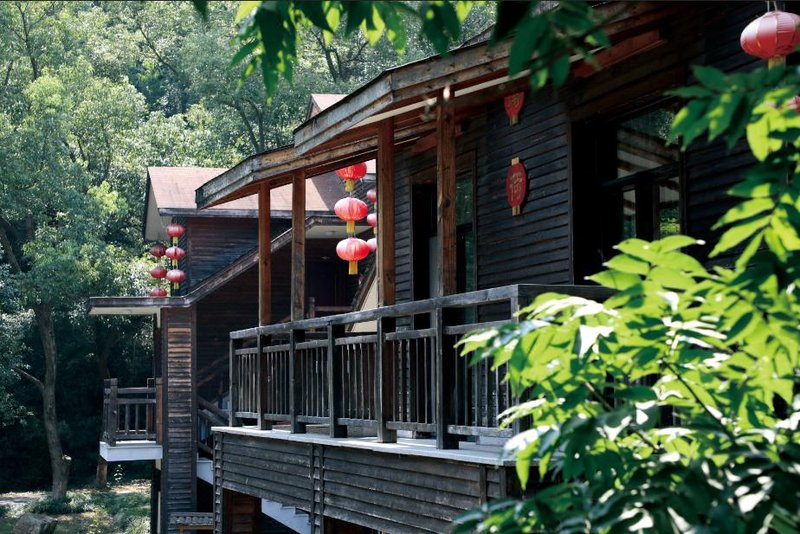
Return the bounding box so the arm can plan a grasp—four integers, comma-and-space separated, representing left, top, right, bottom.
550, 54, 571, 87
714, 198, 774, 229
235, 0, 261, 23
692, 65, 728, 92
604, 254, 649, 276
710, 214, 770, 257
588, 270, 641, 290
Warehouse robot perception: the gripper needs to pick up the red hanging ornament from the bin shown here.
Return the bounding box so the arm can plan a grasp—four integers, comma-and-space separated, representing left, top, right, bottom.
741, 10, 800, 68
336, 237, 370, 275
334, 197, 368, 233
150, 265, 167, 279
165, 246, 186, 262
366, 212, 377, 235
336, 163, 367, 192
504, 92, 525, 125
367, 237, 377, 253
166, 223, 185, 238
149, 287, 167, 298
166, 269, 186, 290
149, 243, 167, 258
366, 188, 377, 203
506, 157, 528, 216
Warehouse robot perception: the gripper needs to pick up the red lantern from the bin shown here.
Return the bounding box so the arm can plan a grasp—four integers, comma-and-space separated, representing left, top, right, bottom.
366, 212, 377, 235
166, 223, 185, 238
336, 163, 367, 192
504, 92, 525, 125
166, 269, 185, 283
165, 246, 185, 262
149, 243, 166, 258
367, 237, 377, 253
506, 157, 528, 216
150, 266, 167, 279
149, 287, 167, 298
366, 188, 377, 203
336, 237, 370, 275
741, 10, 800, 67
334, 197, 368, 233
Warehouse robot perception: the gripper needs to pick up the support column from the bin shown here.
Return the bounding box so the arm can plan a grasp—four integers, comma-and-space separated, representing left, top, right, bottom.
258, 183, 271, 326
377, 117, 396, 306
436, 89, 457, 297
291, 172, 306, 321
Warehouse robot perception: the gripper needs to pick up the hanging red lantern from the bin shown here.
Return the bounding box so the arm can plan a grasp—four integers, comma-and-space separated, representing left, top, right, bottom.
741, 10, 800, 68
166, 269, 185, 283
504, 92, 525, 125
367, 237, 377, 253
366, 188, 377, 203
366, 212, 377, 235
166, 223, 185, 239
150, 266, 167, 279
165, 246, 185, 262
336, 237, 370, 275
334, 197, 368, 233
336, 163, 368, 192
506, 157, 528, 216
149, 287, 167, 298
149, 243, 166, 258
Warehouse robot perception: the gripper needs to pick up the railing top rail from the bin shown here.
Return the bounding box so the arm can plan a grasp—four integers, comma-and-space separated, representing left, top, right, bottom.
232, 283, 605, 340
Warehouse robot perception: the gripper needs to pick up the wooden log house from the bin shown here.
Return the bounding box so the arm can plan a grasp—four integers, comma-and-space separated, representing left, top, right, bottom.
88, 112, 374, 534
189, 2, 771, 532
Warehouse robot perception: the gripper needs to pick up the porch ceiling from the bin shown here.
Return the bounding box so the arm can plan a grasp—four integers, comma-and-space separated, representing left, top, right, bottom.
195, 1, 675, 210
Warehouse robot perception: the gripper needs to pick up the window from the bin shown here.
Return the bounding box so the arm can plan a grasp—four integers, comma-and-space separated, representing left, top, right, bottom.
573, 103, 684, 280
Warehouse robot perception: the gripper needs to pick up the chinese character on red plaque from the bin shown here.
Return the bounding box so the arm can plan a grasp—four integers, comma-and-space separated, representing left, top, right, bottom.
506, 157, 527, 216
503, 92, 525, 125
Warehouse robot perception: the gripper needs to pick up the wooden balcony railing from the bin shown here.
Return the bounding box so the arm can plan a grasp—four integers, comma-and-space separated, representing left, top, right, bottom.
228, 284, 611, 449
102, 378, 162, 445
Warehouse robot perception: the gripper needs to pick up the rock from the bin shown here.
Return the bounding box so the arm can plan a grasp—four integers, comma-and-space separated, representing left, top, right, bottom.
12, 514, 58, 534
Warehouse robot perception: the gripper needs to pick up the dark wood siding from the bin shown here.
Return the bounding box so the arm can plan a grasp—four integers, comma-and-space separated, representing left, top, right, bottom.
161, 307, 196, 534
215, 432, 513, 534
184, 217, 259, 291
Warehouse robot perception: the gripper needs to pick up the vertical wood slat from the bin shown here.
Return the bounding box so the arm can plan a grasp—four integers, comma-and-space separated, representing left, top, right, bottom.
229, 339, 239, 427
436, 307, 459, 449
289, 329, 306, 433
108, 378, 118, 445
377, 117, 396, 307
376, 317, 397, 442
328, 326, 345, 436
258, 334, 272, 430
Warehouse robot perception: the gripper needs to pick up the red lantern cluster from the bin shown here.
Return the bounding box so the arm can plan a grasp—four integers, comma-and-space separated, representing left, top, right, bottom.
334, 163, 373, 275
148, 222, 187, 296
336, 163, 367, 192
741, 10, 800, 67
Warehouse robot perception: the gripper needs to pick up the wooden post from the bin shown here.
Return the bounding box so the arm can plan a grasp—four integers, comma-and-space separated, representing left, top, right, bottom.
437, 90, 457, 297
108, 378, 118, 446
258, 184, 271, 326
146, 377, 155, 439
327, 324, 347, 438
375, 316, 397, 443
291, 172, 306, 321
289, 329, 306, 433
435, 307, 459, 449
377, 118, 396, 306
257, 334, 271, 430
229, 339, 240, 427
155, 377, 164, 444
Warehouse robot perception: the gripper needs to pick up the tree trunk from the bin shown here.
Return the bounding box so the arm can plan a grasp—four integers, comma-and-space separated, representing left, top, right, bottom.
34, 304, 71, 500
95, 457, 108, 489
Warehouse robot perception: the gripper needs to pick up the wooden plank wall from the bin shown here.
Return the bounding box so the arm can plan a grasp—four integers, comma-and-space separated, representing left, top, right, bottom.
161, 307, 196, 534
215, 432, 512, 534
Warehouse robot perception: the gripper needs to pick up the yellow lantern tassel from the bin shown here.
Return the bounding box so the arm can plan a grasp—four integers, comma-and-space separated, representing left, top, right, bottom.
345, 180, 354, 192
349, 261, 358, 275
346, 220, 355, 233
373, 227, 377, 235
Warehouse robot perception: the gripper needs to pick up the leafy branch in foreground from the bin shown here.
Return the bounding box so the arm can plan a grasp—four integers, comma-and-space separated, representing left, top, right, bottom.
455, 65, 800, 533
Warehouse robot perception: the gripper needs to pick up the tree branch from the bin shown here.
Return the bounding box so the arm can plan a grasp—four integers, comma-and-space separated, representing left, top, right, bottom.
0, 220, 22, 274
14, 366, 44, 393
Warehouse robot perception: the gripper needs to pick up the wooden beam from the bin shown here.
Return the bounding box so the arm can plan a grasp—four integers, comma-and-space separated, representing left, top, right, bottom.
291, 171, 306, 321
258, 183, 271, 326
436, 90, 457, 297
377, 118, 396, 306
